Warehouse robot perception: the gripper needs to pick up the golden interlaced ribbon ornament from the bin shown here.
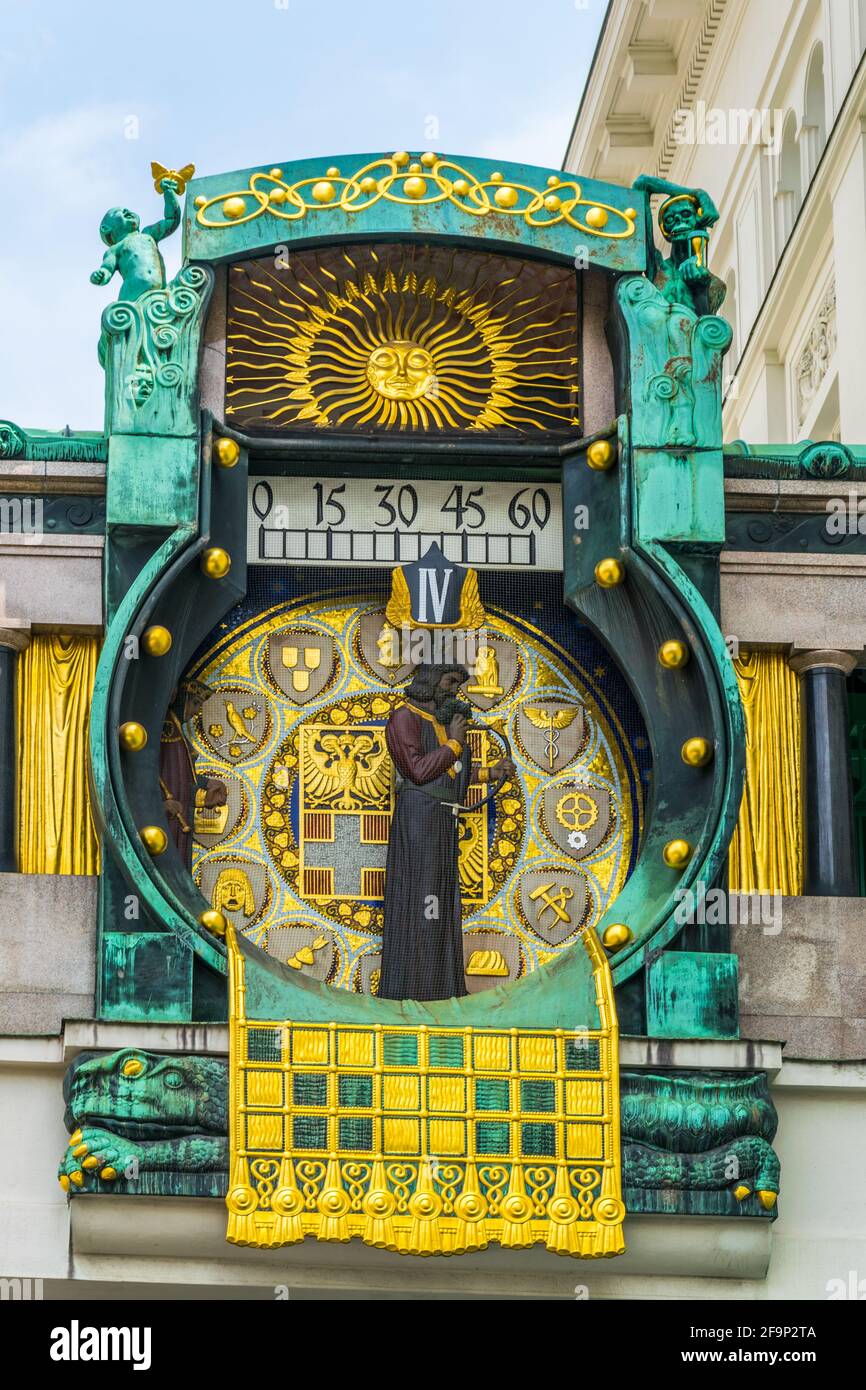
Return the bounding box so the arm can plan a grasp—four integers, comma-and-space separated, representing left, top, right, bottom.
194, 151, 638, 240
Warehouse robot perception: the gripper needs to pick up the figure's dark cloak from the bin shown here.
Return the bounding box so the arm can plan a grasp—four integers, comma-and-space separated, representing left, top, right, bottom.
379, 702, 472, 1002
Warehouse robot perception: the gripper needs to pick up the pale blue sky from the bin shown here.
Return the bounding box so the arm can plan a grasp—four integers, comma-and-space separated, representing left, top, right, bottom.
0, 0, 605, 430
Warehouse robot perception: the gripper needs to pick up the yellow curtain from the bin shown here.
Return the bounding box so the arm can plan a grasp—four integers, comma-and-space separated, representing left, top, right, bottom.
16, 634, 101, 874
728, 648, 802, 893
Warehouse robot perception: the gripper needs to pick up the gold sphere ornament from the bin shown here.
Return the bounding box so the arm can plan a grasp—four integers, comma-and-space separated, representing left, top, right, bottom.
359, 176, 378, 194
119, 721, 148, 752
403, 175, 427, 199
681, 736, 713, 768
142, 625, 172, 657
490, 171, 503, 183
602, 923, 633, 951
546, 175, 560, 188
624, 206, 637, 218
663, 838, 693, 870
658, 639, 689, 669
201, 547, 231, 579
544, 194, 561, 212
393, 150, 410, 167
311, 180, 336, 204
140, 825, 168, 856
420, 151, 437, 167
586, 438, 615, 471
452, 178, 470, 197
585, 205, 608, 229
408, 162, 422, 174
594, 557, 624, 588
325, 166, 340, 179
269, 168, 283, 179
269, 188, 287, 205
194, 195, 207, 208
223, 197, 246, 220
214, 437, 240, 468
200, 909, 229, 938
494, 185, 519, 208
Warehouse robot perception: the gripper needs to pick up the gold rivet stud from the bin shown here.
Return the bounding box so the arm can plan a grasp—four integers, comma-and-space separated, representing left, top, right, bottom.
544, 194, 561, 212
200, 909, 229, 938
214, 437, 240, 468
140, 825, 168, 856
392, 151, 410, 167
587, 439, 615, 470
325, 166, 341, 179
223, 196, 246, 219
269, 167, 283, 179
359, 176, 377, 194
681, 737, 713, 767
586, 205, 608, 229
119, 721, 148, 752
420, 151, 437, 167
403, 176, 427, 199
546, 174, 560, 188
194, 195, 207, 208
663, 838, 693, 869
490, 171, 503, 183
602, 923, 633, 951
494, 185, 519, 208
142, 625, 172, 657
453, 178, 470, 197
594, 557, 624, 588
269, 188, 287, 204
658, 639, 689, 669
201, 547, 231, 579
624, 206, 637, 218
311, 180, 335, 204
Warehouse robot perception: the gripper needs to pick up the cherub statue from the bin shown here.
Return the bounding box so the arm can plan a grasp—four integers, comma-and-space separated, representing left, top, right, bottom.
632, 175, 725, 317
90, 164, 193, 302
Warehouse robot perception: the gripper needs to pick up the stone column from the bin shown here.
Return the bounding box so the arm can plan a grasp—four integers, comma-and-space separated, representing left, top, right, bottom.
789, 648, 858, 896
0, 624, 30, 872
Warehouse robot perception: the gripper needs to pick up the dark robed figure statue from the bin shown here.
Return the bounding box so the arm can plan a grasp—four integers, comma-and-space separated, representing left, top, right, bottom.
379, 664, 513, 1002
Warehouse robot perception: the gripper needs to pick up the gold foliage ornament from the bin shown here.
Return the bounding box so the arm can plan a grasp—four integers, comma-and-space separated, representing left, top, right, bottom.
196, 152, 638, 239
226, 242, 580, 432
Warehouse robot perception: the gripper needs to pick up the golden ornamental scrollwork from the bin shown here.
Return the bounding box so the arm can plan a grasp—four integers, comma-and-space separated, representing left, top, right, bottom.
194, 151, 637, 240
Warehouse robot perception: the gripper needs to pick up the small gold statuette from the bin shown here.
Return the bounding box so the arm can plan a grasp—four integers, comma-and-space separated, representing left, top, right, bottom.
468, 645, 503, 697
375, 622, 402, 669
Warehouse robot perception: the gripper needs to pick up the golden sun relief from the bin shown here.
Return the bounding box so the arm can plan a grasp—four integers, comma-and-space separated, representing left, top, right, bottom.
225, 242, 580, 433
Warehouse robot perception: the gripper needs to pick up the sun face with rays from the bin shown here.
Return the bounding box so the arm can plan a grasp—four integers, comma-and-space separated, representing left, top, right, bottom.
225, 242, 580, 433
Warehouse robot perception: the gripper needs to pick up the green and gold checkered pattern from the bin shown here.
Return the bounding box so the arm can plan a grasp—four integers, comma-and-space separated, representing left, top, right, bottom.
226, 929, 625, 1258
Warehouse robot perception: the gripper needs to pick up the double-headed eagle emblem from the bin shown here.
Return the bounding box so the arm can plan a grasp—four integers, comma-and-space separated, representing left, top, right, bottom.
305, 730, 391, 812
